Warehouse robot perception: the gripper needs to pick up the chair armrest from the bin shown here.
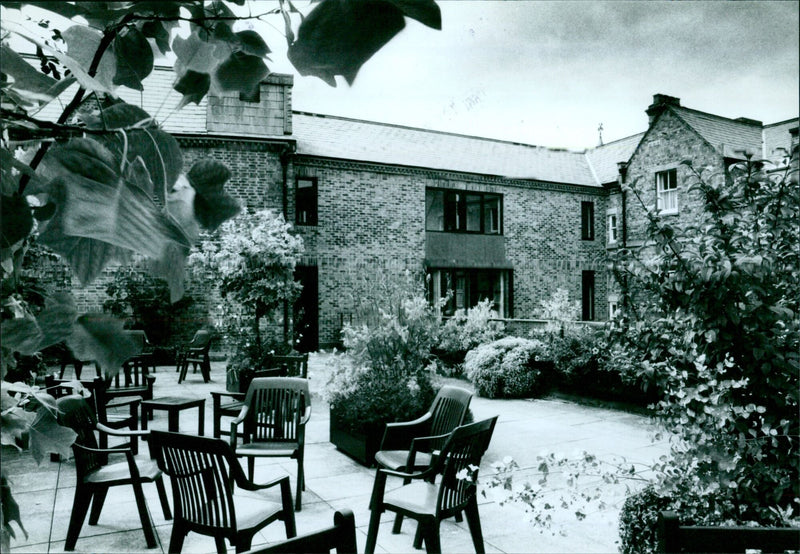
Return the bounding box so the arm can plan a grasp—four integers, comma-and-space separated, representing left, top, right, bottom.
380, 413, 432, 451
408, 432, 450, 455
240, 473, 292, 492
73, 442, 132, 456
96, 422, 150, 438
299, 405, 312, 425
211, 391, 245, 404
106, 396, 143, 409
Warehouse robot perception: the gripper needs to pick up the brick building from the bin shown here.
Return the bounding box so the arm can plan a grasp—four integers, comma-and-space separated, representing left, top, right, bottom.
39, 70, 798, 350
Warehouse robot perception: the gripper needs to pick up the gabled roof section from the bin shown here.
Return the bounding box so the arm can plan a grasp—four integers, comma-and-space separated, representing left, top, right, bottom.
670, 106, 764, 159
292, 112, 599, 186
584, 133, 644, 185
763, 118, 799, 158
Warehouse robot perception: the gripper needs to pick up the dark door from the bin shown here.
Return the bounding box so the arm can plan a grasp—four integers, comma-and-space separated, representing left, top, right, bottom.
293, 266, 318, 352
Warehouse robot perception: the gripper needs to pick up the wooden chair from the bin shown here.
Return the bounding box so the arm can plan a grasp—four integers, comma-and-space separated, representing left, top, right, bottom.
104, 361, 155, 406
177, 330, 212, 383
365, 416, 498, 554
375, 385, 473, 535
270, 353, 309, 379
230, 377, 311, 511
45, 375, 142, 454
56, 395, 171, 551
124, 330, 156, 374
148, 430, 297, 554
212, 366, 289, 439
241, 509, 357, 554
658, 511, 800, 553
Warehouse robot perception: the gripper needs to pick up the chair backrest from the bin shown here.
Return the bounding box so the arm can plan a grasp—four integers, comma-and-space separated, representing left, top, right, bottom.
56, 395, 107, 477
188, 330, 212, 351
149, 431, 240, 531
434, 416, 498, 517
243, 378, 310, 444
270, 353, 309, 378
658, 511, 800, 553
243, 509, 356, 554
428, 386, 473, 442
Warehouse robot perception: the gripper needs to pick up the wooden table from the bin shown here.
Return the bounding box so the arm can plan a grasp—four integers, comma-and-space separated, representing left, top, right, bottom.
141, 396, 205, 435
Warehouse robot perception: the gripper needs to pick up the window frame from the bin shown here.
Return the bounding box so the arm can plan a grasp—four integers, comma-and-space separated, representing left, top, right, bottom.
607, 212, 618, 244
295, 176, 318, 226
427, 268, 511, 317
656, 168, 679, 214
425, 188, 503, 235
581, 201, 595, 241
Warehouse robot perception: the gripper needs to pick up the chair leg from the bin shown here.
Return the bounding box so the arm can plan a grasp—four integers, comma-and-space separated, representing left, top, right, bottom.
413, 522, 424, 550
465, 497, 485, 554
295, 458, 304, 511
216, 536, 229, 554
421, 520, 442, 554
247, 457, 255, 481
155, 477, 172, 520
168, 522, 187, 554
365, 509, 382, 554
131, 479, 157, 548
392, 513, 405, 534
65, 487, 92, 551
88, 487, 108, 525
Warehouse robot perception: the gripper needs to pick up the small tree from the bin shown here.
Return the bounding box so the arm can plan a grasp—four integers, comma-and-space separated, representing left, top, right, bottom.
189, 208, 303, 352
613, 148, 799, 535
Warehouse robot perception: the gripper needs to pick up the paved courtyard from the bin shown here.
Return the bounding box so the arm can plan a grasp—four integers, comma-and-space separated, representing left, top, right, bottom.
3, 353, 668, 553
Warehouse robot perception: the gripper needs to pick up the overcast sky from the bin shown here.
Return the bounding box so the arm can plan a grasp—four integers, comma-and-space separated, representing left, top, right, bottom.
255, 0, 799, 151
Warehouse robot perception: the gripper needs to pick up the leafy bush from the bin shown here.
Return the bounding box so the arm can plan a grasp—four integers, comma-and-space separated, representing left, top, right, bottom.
104, 266, 203, 355
464, 336, 549, 398
435, 299, 505, 374
613, 153, 800, 526
618, 486, 672, 554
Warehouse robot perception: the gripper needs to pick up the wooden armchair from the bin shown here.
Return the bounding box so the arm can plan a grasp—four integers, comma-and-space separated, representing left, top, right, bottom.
231, 377, 311, 511
242, 509, 356, 554
212, 366, 289, 439
56, 395, 171, 551
270, 353, 309, 378
658, 511, 800, 553
366, 416, 498, 554
177, 330, 212, 383
148, 430, 297, 554
104, 360, 155, 405
124, 330, 156, 374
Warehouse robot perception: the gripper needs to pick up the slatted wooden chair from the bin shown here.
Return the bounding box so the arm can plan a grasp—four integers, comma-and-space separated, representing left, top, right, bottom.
375, 385, 473, 536
148, 430, 297, 554
56, 395, 171, 551
211, 366, 288, 439
658, 511, 800, 553
241, 509, 357, 554
177, 330, 212, 383
230, 377, 311, 511
270, 353, 309, 379
365, 416, 498, 554
124, 330, 156, 374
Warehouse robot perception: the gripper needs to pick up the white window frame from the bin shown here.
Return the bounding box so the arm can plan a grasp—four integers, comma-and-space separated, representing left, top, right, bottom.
607, 212, 618, 244
656, 169, 679, 214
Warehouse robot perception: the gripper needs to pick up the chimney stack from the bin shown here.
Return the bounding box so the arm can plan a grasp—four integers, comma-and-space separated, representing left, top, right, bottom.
646, 94, 681, 125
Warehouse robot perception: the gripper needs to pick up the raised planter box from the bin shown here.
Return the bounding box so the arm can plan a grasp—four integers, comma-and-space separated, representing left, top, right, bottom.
329, 404, 384, 467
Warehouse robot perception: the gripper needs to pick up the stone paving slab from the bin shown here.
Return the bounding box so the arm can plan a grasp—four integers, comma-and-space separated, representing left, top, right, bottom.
3, 352, 668, 553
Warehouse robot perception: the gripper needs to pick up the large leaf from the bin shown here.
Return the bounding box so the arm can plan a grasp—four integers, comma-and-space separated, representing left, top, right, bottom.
35, 293, 78, 350
66, 314, 140, 375
0, 45, 76, 106
61, 25, 117, 92
235, 30, 271, 57
148, 243, 189, 303
0, 195, 33, 249
172, 33, 222, 74
37, 138, 187, 284
386, 0, 441, 29
290, 0, 422, 85
174, 70, 211, 109
0, 410, 35, 450
186, 160, 241, 231
141, 20, 171, 55
214, 51, 269, 94
27, 408, 76, 465
0, 316, 41, 356
83, 103, 183, 204
113, 26, 154, 90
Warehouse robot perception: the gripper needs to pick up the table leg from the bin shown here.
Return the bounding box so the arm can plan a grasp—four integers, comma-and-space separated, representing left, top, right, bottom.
141, 406, 149, 431
168, 410, 179, 433
198, 404, 205, 436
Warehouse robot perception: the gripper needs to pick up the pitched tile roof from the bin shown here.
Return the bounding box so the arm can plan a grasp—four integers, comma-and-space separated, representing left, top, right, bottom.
585, 133, 644, 185
670, 106, 764, 159
763, 118, 799, 158
291, 112, 599, 186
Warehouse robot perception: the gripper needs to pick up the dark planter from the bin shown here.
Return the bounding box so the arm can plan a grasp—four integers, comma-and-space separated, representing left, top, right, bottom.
329, 404, 385, 467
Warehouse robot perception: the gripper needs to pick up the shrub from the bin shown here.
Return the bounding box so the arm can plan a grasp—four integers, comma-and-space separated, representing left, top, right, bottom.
464, 336, 549, 398
618, 486, 672, 554
437, 299, 505, 358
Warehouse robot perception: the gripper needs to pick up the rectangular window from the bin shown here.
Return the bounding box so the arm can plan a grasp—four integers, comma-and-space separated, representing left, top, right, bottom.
581, 201, 594, 240
426, 189, 502, 235
656, 169, 678, 214
581, 270, 595, 321
607, 213, 618, 244
295, 177, 317, 225
608, 299, 619, 319
428, 268, 510, 317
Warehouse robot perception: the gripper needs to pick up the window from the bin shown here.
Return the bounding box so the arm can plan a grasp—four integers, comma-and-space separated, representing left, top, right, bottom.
428, 268, 510, 317
607, 213, 618, 244
581, 270, 595, 321
295, 177, 317, 225
656, 169, 678, 214
608, 296, 620, 319
581, 201, 594, 240
425, 189, 502, 234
